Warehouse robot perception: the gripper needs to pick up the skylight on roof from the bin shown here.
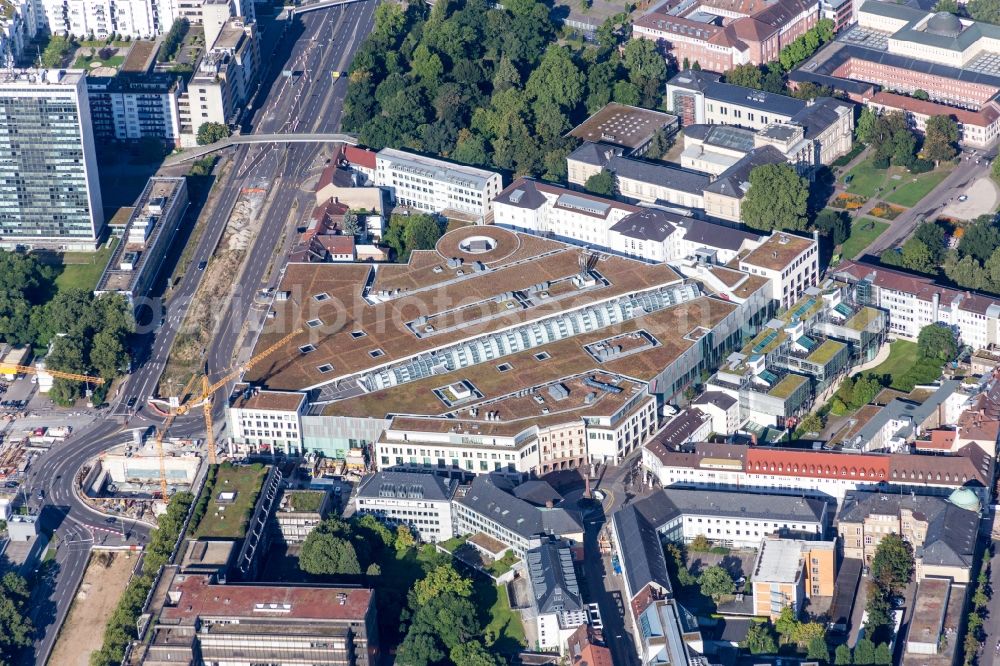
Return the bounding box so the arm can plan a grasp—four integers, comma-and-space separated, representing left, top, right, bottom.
306, 318, 323, 328
313, 292, 330, 302
299, 344, 316, 354
317, 364, 334, 373
369, 349, 385, 358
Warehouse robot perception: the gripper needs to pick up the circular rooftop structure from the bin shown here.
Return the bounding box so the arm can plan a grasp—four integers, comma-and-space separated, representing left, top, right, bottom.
948, 487, 981, 513
435, 225, 520, 264
926, 11, 963, 36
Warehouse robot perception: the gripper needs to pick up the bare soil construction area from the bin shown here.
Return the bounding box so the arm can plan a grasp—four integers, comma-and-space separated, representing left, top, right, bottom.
48, 551, 135, 666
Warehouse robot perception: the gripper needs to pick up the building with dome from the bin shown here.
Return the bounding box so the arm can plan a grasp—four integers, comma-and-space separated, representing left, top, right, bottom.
789, 1, 1000, 147
838, 490, 979, 583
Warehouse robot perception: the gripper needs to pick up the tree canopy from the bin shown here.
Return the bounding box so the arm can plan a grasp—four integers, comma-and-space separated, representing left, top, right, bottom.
699, 565, 735, 600
343, 0, 672, 180
743, 620, 778, 655
299, 517, 364, 576
196, 122, 231, 146
969, 0, 1000, 24
923, 115, 959, 163
917, 323, 959, 363
741, 163, 809, 232
584, 170, 616, 196
0, 572, 33, 662
383, 214, 444, 262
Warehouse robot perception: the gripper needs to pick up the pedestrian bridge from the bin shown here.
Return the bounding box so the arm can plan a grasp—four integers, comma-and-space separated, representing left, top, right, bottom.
163, 132, 358, 165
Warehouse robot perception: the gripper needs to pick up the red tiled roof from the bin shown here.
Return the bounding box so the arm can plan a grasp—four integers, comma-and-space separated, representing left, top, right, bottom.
317, 235, 355, 255
747, 448, 890, 481
871, 92, 1000, 128
344, 146, 377, 170
161, 574, 373, 622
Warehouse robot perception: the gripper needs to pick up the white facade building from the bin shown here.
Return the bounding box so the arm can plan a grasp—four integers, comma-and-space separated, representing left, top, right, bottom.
354, 471, 458, 542
226, 387, 305, 456
739, 232, 819, 309
835, 260, 1000, 349
374, 148, 502, 219
36, 0, 173, 39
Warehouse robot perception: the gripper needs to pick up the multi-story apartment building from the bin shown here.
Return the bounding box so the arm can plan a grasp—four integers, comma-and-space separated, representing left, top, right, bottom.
750, 538, 837, 619
87, 72, 183, 143
141, 570, 378, 666
633, 0, 819, 73
35, 0, 175, 38
739, 232, 819, 309
94, 177, 188, 309
642, 438, 994, 503
226, 386, 306, 456
526, 540, 589, 653
838, 490, 980, 583
0, 69, 103, 250
374, 148, 502, 220
453, 475, 584, 557
617, 487, 830, 549
234, 225, 765, 468
835, 260, 1000, 349
354, 471, 458, 543
178, 18, 258, 143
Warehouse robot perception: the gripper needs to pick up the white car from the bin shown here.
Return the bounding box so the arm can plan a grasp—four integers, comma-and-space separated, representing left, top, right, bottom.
959, 195, 969, 202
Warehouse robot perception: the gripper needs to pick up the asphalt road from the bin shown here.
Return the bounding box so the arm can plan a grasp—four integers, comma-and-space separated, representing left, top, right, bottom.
27, 4, 376, 663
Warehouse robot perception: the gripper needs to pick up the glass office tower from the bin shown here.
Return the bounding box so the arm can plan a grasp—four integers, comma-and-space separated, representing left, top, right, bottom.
0, 69, 103, 249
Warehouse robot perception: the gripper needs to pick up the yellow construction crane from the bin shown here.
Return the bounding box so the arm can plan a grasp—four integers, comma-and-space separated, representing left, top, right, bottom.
174, 327, 306, 465
153, 373, 199, 501
0, 364, 105, 384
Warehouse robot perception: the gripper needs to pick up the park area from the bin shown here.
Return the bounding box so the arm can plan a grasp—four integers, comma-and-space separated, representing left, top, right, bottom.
866, 340, 947, 392
48, 552, 135, 666
838, 218, 887, 261
844, 158, 952, 207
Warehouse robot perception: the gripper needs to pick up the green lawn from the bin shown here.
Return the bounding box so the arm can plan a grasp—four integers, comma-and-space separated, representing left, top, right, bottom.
440, 536, 468, 553
839, 218, 889, 261
53, 237, 118, 293
481, 581, 526, 652
73, 55, 125, 69
845, 159, 889, 198
486, 552, 519, 577
884, 167, 953, 207
191, 464, 268, 539
867, 340, 946, 391
287, 490, 325, 512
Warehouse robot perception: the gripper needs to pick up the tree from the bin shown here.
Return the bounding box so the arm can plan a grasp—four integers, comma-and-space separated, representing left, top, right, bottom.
743, 620, 778, 654
90, 329, 129, 378
791, 81, 832, 100
969, 0, 1000, 24
410, 594, 481, 650
395, 524, 417, 551
959, 214, 1000, 262
645, 128, 675, 160
934, 0, 959, 11
689, 534, 711, 551
699, 565, 735, 600
775, 605, 799, 641
807, 635, 830, 662
864, 584, 892, 641
945, 254, 986, 290
834, 643, 853, 665
799, 412, 824, 434
413, 564, 473, 605
355, 513, 394, 548
912, 89, 930, 101
158, 18, 189, 62
584, 170, 616, 197
451, 641, 503, 666
899, 237, 937, 274
526, 45, 585, 112
856, 107, 878, 144
741, 163, 809, 231
299, 532, 361, 575
873, 642, 893, 665
366, 562, 382, 576
853, 637, 876, 665
0, 572, 33, 661
916, 323, 958, 364
923, 115, 960, 163
396, 630, 445, 666
992, 156, 1000, 185
622, 38, 669, 106
985, 246, 1000, 292
342, 211, 361, 237
725, 64, 763, 90
41, 35, 74, 68
815, 209, 850, 246
850, 374, 883, 409
914, 220, 946, 262
196, 122, 230, 145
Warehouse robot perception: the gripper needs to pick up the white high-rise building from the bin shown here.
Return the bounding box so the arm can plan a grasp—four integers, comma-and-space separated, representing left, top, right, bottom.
0, 69, 104, 250
34, 0, 176, 39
